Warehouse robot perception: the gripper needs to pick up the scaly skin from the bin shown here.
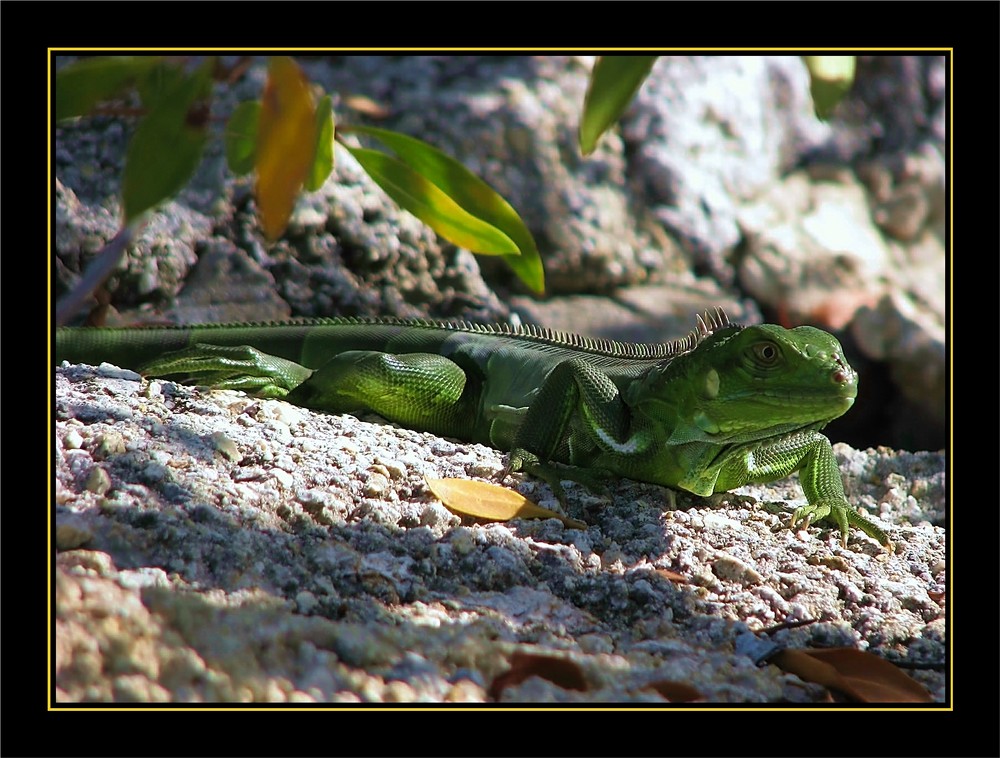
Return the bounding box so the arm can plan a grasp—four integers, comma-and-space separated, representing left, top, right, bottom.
55, 311, 891, 549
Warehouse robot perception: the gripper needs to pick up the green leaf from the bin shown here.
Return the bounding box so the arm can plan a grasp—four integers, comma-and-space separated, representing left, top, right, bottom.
345, 145, 522, 257
579, 55, 657, 156
121, 64, 212, 223
225, 100, 260, 175
305, 94, 335, 192
55, 56, 162, 122
136, 60, 188, 111
348, 125, 545, 294
803, 56, 856, 119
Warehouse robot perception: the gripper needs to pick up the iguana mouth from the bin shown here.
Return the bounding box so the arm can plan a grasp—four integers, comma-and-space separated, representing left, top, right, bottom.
726, 386, 856, 405
757, 392, 856, 421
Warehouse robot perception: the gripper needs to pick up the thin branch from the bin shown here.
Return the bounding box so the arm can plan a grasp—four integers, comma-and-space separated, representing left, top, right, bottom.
56, 224, 137, 327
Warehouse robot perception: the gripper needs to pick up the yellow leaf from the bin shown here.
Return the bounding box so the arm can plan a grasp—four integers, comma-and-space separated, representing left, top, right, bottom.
424, 477, 587, 529
255, 56, 318, 240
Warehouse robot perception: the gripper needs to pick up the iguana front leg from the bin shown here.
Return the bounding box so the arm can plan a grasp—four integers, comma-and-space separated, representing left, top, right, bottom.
140, 344, 314, 398
713, 430, 892, 550
504, 358, 648, 498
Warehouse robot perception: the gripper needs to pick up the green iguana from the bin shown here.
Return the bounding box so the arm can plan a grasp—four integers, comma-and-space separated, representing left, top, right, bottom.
55, 309, 891, 549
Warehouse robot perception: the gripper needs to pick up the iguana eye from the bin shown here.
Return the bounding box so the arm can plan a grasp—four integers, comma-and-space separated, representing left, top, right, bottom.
752, 341, 780, 365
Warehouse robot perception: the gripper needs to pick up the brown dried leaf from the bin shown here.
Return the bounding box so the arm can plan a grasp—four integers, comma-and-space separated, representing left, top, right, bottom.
773, 647, 932, 703
653, 568, 688, 584
425, 477, 587, 529
489, 652, 588, 700
643, 680, 703, 702
343, 93, 392, 119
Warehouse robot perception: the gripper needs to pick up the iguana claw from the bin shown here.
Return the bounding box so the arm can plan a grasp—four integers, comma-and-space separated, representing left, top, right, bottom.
790, 500, 892, 551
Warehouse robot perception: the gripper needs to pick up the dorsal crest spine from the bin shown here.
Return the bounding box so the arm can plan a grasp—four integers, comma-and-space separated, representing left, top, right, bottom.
114, 307, 738, 359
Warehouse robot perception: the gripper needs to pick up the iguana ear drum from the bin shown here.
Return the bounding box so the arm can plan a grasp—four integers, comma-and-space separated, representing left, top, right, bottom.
703, 368, 720, 399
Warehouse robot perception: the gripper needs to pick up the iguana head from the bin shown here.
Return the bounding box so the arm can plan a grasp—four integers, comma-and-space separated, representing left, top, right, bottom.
631, 322, 859, 445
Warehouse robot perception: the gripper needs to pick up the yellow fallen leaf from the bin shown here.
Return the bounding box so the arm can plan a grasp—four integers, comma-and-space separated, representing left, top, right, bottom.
424, 477, 587, 529
256, 56, 318, 240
